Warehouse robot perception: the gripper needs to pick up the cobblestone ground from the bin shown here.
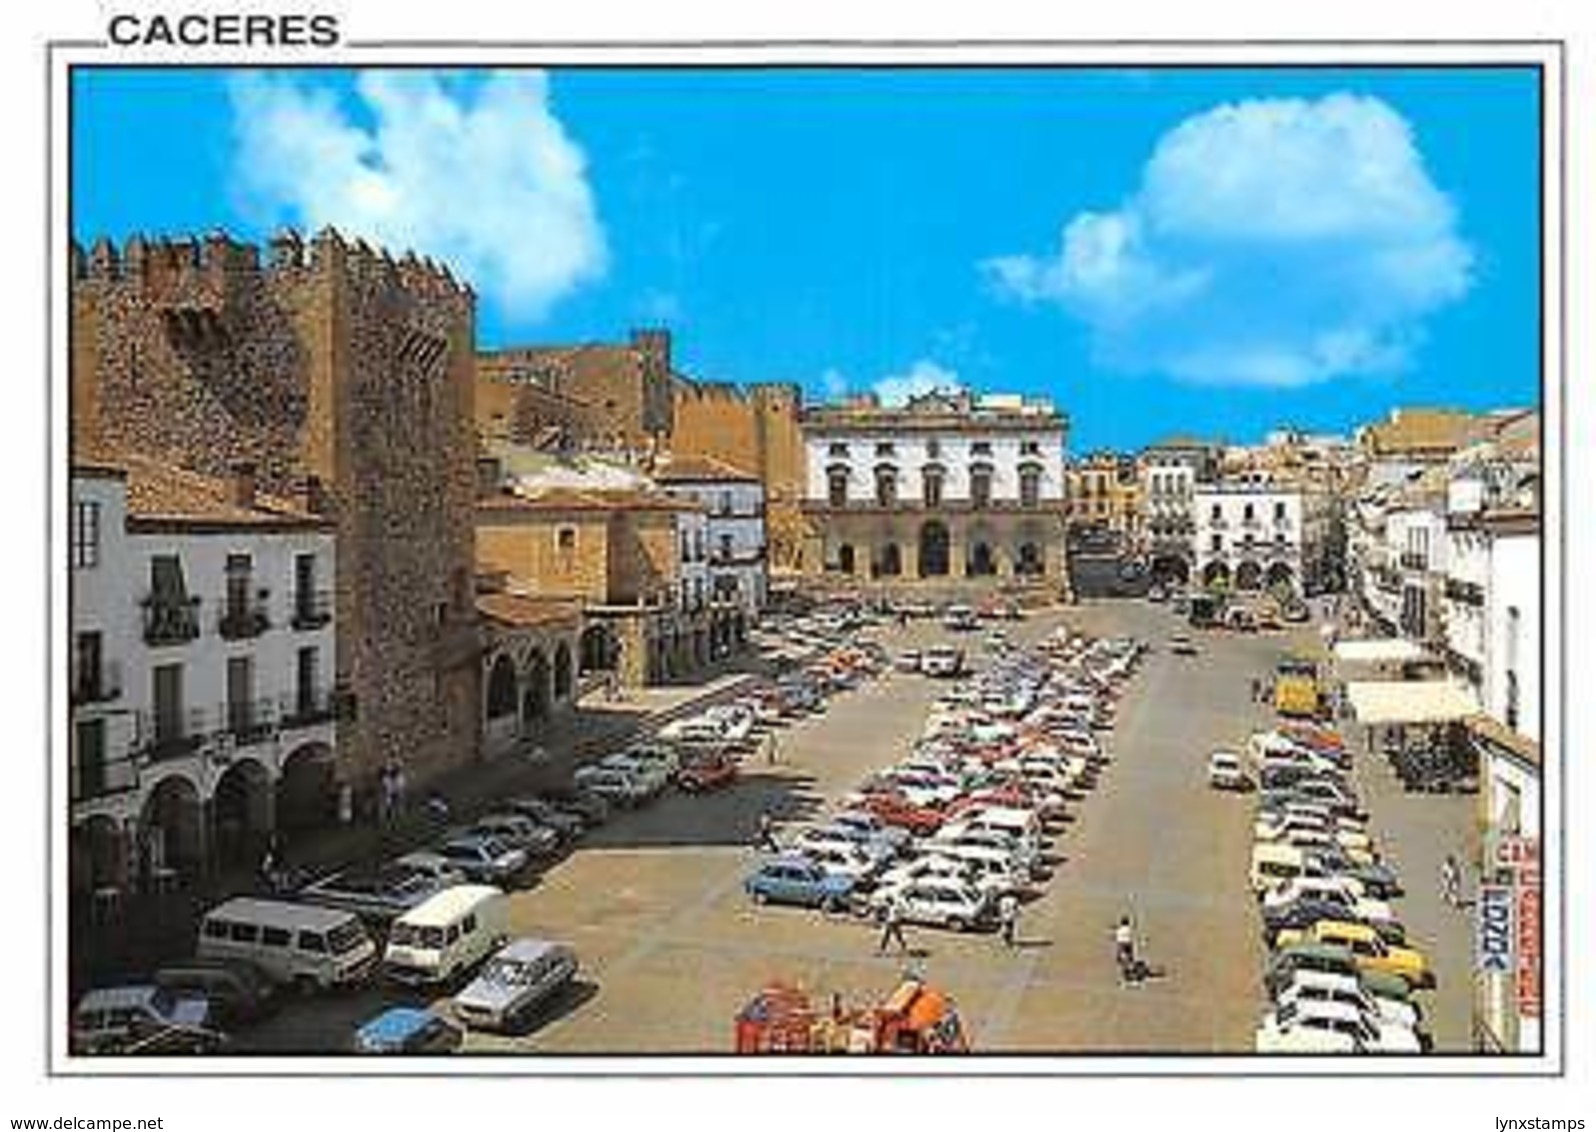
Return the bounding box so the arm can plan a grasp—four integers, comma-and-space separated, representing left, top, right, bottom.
226, 601, 1473, 1056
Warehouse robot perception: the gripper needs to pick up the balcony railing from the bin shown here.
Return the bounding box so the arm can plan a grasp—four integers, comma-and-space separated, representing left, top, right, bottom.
279, 687, 338, 730
141, 595, 201, 647
71, 755, 138, 803
223, 697, 278, 747
71, 660, 123, 706
1444, 577, 1485, 606
137, 707, 209, 762
218, 589, 271, 640
1398, 552, 1430, 571
291, 589, 333, 631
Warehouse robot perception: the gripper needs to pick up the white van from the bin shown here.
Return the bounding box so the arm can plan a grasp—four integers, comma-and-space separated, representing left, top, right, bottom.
1249, 843, 1306, 895
958, 805, 1045, 847
383, 884, 509, 987
198, 898, 377, 991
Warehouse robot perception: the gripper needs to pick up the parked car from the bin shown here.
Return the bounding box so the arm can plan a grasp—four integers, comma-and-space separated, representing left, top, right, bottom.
1258, 997, 1421, 1054
871, 879, 995, 933
421, 835, 529, 887
894, 649, 923, 674
152, 958, 278, 1028
296, 862, 451, 925
829, 810, 913, 855
1262, 875, 1397, 923
921, 646, 966, 678
1169, 633, 1199, 656
352, 1007, 463, 1054
1262, 896, 1405, 948
859, 792, 947, 835
539, 788, 611, 828
595, 752, 672, 796
744, 857, 856, 911
72, 986, 219, 1054
1208, 750, 1249, 791
452, 938, 579, 1033
572, 764, 652, 808
501, 797, 585, 842
466, 814, 562, 860
1272, 920, 1434, 989
676, 751, 739, 793
1274, 970, 1424, 1034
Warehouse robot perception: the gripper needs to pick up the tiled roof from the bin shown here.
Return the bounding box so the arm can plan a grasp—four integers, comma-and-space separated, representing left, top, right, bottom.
478, 486, 705, 516
654, 454, 761, 484
1464, 712, 1540, 769
476, 592, 584, 629
71, 447, 330, 531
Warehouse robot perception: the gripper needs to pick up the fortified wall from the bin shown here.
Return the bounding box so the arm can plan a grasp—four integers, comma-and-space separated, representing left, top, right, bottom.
70, 229, 481, 789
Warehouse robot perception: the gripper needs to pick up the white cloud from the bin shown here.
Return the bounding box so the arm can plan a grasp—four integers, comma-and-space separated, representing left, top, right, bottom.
872, 359, 964, 407
984, 93, 1473, 387
230, 70, 607, 320
819, 368, 851, 399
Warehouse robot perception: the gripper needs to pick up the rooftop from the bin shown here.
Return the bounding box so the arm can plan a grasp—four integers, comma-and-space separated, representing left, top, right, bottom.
653, 454, 761, 484
1360, 408, 1490, 457
72, 446, 331, 532
476, 592, 584, 629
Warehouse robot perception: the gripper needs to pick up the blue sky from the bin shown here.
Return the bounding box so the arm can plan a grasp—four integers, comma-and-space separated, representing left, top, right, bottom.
71, 66, 1541, 451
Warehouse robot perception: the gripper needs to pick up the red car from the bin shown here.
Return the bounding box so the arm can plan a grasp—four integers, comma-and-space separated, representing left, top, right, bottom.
677, 754, 739, 793
861, 792, 946, 835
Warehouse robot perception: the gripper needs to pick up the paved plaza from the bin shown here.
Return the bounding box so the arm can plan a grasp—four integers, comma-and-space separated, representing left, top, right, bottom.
232, 601, 1474, 1056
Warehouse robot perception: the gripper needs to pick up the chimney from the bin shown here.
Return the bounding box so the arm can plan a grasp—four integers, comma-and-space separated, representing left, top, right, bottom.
231, 461, 258, 510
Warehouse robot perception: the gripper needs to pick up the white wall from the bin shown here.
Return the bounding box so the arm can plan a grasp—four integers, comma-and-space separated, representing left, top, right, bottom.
1485, 530, 1541, 742
804, 428, 1065, 505
664, 479, 767, 613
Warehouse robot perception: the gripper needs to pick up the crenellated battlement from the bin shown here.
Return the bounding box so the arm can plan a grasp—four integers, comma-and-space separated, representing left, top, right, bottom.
71, 227, 474, 303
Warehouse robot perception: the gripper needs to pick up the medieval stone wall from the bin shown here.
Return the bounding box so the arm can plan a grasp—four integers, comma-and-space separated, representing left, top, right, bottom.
70, 228, 480, 789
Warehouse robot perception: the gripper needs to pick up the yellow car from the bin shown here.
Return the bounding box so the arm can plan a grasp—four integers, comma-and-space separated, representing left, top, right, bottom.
1273, 920, 1434, 989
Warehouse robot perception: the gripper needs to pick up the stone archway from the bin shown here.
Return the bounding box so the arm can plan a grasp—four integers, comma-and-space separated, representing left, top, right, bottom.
1151, 554, 1191, 586
213, 757, 273, 868
967, 541, 996, 577
579, 624, 615, 672
486, 653, 518, 719
837, 543, 856, 575
138, 774, 204, 882
918, 521, 950, 578
1265, 561, 1296, 595
1202, 560, 1232, 589
877, 542, 903, 578
1235, 559, 1264, 591
276, 742, 334, 835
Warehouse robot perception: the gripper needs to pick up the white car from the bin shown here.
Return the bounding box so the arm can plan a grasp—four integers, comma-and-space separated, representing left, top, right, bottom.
597, 753, 672, 796
881, 771, 963, 808
798, 842, 881, 884
870, 879, 993, 932
572, 765, 651, 807
1255, 812, 1372, 853
934, 821, 1041, 869
1274, 970, 1423, 1033
1257, 998, 1421, 1054
1263, 876, 1396, 925
1208, 750, 1248, 790
878, 851, 1033, 902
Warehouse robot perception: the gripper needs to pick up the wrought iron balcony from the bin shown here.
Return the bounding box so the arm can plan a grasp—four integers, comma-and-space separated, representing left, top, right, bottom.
291, 588, 334, 630
279, 686, 352, 729
218, 589, 271, 640
1399, 552, 1430, 571
1444, 577, 1485, 606
137, 708, 209, 762
71, 660, 123, 706
141, 595, 201, 647
223, 698, 278, 746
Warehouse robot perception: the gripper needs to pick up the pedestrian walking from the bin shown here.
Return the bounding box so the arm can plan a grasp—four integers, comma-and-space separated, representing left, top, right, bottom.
999, 893, 1020, 949
1441, 853, 1462, 908
1114, 915, 1137, 983
877, 897, 910, 954
755, 810, 780, 853
1250, 676, 1262, 703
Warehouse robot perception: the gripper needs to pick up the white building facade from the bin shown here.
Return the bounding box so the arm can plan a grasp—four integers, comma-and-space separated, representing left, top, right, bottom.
70, 458, 337, 899
1192, 480, 1329, 597
800, 389, 1069, 589
656, 458, 768, 617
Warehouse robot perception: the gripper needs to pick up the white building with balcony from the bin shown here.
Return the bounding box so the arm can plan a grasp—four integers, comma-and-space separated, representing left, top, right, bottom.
69, 453, 337, 901
1193, 478, 1329, 597
799, 388, 1069, 590
656, 456, 768, 625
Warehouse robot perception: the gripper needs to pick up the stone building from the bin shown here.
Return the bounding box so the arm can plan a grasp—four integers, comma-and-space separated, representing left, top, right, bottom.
69, 450, 337, 899
476, 484, 714, 687
1193, 474, 1332, 598
655, 454, 769, 648
475, 583, 584, 760
799, 389, 1069, 597
70, 229, 480, 798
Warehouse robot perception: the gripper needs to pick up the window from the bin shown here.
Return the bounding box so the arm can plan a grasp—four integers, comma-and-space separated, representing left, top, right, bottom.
152, 663, 184, 743
1274, 501, 1287, 522
923, 467, 945, 508
875, 441, 895, 457
71, 500, 100, 568
297, 931, 327, 953
827, 442, 849, 458
74, 631, 104, 701
262, 927, 292, 948
970, 466, 994, 510
296, 646, 317, 713
719, 533, 733, 560
1210, 503, 1222, 520
827, 468, 849, 507
75, 718, 107, 796
1021, 440, 1041, 456
926, 439, 941, 459
1019, 466, 1042, 508
226, 655, 253, 732
875, 467, 898, 507
225, 553, 253, 617
229, 922, 259, 944
971, 441, 992, 457
1243, 503, 1255, 523
203, 920, 230, 941
719, 491, 733, 515
556, 526, 577, 551
1210, 534, 1223, 553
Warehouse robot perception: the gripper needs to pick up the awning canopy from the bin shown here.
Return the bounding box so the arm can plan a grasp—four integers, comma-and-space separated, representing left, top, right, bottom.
1345, 680, 1481, 725
1334, 639, 1428, 665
